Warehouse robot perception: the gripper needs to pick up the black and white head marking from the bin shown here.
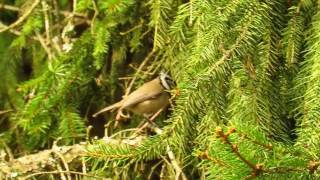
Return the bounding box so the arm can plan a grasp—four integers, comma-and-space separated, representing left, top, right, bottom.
159, 72, 176, 90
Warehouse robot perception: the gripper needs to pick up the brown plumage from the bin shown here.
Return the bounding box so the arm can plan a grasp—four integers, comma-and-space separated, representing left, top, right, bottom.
92, 73, 175, 120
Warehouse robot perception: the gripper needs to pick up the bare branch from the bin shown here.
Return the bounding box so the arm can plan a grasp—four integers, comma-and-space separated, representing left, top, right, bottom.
0, 0, 41, 33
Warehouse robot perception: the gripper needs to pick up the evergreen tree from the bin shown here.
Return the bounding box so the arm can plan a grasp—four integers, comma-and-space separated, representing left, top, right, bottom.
0, 0, 320, 179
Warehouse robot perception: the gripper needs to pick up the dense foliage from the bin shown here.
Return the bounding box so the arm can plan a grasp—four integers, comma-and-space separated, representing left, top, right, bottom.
1, 0, 320, 179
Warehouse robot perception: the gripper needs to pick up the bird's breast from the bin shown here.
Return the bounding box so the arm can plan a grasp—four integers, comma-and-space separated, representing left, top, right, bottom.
128, 92, 170, 115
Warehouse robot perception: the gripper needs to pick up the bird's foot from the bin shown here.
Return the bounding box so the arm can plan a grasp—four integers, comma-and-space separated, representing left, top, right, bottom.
116, 110, 130, 121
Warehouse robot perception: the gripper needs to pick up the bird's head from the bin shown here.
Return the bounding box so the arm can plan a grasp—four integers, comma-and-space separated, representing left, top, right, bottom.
159, 72, 176, 90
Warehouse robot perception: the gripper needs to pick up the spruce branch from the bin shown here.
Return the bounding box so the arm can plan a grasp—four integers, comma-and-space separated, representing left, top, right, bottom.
215, 127, 260, 176
236, 131, 273, 151
214, 127, 319, 178
197, 150, 231, 168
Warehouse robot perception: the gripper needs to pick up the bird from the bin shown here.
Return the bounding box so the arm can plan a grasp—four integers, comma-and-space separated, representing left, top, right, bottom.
92, 72, 176, 120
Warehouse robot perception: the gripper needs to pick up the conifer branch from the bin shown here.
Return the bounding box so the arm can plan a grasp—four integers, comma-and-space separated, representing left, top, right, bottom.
237, 131, 273, 151
1, 0, 320, 178
216, 127, 260, 175
197, 150, 231, 168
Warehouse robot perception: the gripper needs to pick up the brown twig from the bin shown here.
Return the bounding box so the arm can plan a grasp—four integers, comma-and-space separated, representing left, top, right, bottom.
0, 3, 19, 11
90, 0, 99, 34
119, 23, 143, 35
41, 1, 51, 46
0, 22, 41, 42
0, 140, 14, 161
0, 3, 87, 19
52, 138, 71, 180
56, 164, 67, 180
22, 170, 107, 179
81, 157, 87, 175
307, 161, 320, 174
125, 50, 156, 96
0, 0, 41, 33
35, 31, 55, 60
0, 109, 14, 115
132, 108, 164, 136
152, 126, 188, 180
52, 150, 72, 180
86, 125, 93, 142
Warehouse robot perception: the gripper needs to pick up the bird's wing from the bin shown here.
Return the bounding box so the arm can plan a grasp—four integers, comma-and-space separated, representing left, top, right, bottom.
92, 101, 122, 117
121, 90, 163, 109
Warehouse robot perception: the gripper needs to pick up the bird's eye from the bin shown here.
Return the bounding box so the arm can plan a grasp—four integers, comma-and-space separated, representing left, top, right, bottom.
165, 77, 171, 81
165, 77, 176, 86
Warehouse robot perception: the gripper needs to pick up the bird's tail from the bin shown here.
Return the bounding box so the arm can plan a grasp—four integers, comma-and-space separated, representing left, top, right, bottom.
92, 102, 122, 117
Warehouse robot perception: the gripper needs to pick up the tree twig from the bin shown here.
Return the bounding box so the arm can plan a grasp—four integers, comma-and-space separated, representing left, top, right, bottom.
35, 31, 55, 60
0, 0, 41, 33
0, 140, 14, 161
52, 151, 72, 180
0, 109, 13, 115
22, 170, 108, 179
120, 22, 143, 35
0, 3, 87, 19
152, 126, 188, 180
132, 108, 164, 137
0, 22, 41, 42
0, 3, 19, 11
56, 163, 67, 180
41, 0, 51, 45
125, 50, 156, 96
90, 0, 99, 34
